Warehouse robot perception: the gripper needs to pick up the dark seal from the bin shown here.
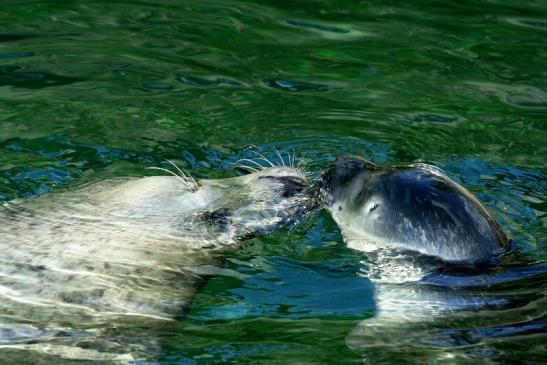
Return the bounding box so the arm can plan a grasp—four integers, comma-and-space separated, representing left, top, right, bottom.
315, 155, 511, 262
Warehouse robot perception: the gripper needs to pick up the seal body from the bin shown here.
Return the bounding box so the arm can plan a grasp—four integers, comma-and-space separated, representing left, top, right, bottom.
0, 166, 309, 362
316, 156, 510, 262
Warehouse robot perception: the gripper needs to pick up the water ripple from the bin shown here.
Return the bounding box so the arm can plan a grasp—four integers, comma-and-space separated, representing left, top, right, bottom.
263, 78, 340, 92
0, 65, 80, 89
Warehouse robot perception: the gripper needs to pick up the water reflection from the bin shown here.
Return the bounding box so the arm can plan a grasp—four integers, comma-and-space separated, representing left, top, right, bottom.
347, 250, 547, 363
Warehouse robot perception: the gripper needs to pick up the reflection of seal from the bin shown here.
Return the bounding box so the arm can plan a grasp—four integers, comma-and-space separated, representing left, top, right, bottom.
315, 155, 510, 262
0, 164, 309, 362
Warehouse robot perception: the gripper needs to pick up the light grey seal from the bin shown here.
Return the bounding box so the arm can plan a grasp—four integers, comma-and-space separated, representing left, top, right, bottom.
0, 163, 309, 362
315, 155, 511, 262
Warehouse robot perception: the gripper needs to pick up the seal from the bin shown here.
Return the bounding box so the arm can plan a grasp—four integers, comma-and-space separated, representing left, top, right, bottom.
315, 155, 511, 263
0, 163, 309, 362
314, 156, 516, 362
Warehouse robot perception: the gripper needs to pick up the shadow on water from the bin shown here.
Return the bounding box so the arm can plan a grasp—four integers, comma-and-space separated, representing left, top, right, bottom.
0, 65, 81, 89
0, 34, 35, 42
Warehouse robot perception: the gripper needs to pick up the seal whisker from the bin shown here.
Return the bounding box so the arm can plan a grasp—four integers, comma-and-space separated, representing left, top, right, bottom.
296, 159, 309, 177
273, 147, 286, 167
165, 159, 187, 180
147, 167, 192, 190
179, 167, 199, 192
163, 160, 198, 192
254, 157, 276, 167
252, 151, 276, 167
234, 164, 259, 173
286, 151, 292, 167
233, 158, 266, 170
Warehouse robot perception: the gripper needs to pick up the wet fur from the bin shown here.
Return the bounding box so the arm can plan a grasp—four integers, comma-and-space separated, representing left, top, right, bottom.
0, 164, 309, 362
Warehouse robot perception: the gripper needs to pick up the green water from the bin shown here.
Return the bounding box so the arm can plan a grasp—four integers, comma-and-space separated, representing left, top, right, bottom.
0, 0, 545, 364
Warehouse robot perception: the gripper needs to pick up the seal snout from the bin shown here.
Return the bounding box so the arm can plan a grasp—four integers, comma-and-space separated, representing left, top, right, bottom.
314, 156, 375, 206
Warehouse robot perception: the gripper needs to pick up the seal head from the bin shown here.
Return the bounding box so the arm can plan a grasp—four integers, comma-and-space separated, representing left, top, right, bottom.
316, 155, 510, 262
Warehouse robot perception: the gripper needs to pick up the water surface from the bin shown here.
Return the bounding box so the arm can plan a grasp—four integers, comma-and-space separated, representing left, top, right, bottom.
0, 0, 545, 363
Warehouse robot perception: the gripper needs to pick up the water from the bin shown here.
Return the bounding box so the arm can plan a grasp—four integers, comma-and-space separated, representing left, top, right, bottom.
0, 0, 545, 363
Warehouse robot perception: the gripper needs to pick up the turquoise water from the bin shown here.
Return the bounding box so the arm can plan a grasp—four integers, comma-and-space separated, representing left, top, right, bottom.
0, 0, 545, 363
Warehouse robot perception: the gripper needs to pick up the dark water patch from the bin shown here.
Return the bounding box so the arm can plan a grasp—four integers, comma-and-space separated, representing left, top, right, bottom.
421, 263, 547, 289
396, 112, 462, 124
165, 317, 359, 364
285, 19, 350, 34
190, 254, 374, 321
0, 51, 34, 59
2, 135, 140, 165
0, 135, 150, 200
1, 165, 74, 198
504, 93, 547, 109
443, 158, 546, 242
142, 82, 173, 90
12, 168, 73, 198
0, 65, 80, 89
14, 168, 71, 182
470, 314, 547, 338
192, 343, 293, 364
0, 34, 33, 42
177, 73, 245, 87
263, 78, 340, 92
